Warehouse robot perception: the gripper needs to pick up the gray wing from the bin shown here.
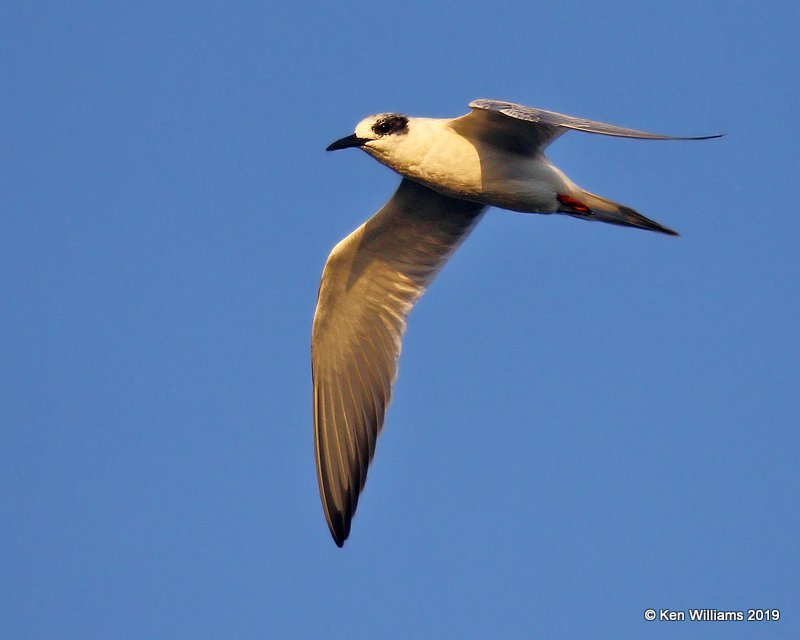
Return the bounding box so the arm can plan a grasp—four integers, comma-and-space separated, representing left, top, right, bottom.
460, 99, 721, 153
312, 178, 485, 546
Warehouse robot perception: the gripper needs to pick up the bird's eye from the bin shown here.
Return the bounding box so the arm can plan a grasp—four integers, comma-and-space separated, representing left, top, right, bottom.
371, 115, 408, 136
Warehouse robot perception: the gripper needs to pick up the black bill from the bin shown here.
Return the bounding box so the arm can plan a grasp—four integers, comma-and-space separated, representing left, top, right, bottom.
326, 134, 371, 151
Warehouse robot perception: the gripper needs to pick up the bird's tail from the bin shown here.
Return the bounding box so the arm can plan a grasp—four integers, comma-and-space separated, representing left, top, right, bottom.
558, 190, 679, 236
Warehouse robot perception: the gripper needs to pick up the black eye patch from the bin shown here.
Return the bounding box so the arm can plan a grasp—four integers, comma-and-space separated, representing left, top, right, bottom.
372, 115, 409, 136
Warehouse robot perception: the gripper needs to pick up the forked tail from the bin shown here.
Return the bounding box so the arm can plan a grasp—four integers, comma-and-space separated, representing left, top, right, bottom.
557, 191, 679, 236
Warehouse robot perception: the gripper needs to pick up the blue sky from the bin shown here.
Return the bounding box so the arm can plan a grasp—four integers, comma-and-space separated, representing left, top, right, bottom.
2, 1, 798, 638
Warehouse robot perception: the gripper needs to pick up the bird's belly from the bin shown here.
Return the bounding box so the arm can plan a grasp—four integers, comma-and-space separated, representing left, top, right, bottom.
416, 159, 564, 213
480, 155, 572, 212
476, 179, 558, 212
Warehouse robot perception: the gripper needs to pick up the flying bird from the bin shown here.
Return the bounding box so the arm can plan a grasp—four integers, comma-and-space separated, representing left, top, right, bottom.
313, 99, 720, 546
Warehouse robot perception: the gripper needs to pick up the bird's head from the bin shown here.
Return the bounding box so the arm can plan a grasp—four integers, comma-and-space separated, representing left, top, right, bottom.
326, 113, 411, 160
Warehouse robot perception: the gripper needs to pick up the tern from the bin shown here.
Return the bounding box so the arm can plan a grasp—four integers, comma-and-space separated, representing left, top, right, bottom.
314, 99, 720, 546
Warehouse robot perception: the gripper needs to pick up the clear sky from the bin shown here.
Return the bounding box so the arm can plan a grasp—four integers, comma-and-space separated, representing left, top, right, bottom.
3, 2, 798, 638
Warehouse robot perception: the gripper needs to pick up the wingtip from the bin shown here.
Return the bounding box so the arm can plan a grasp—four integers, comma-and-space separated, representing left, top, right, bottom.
326, 510, 350, 548
330, 526, 348, 548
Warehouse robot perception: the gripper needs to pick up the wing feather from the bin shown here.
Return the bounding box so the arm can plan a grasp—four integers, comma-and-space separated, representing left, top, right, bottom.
312, 178, 485, 546
458, 99, 722, 153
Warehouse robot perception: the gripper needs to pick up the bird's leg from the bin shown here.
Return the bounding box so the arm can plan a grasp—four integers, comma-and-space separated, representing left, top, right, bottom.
556, 193, 594, 216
